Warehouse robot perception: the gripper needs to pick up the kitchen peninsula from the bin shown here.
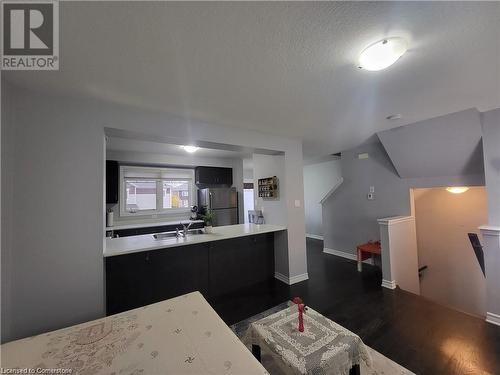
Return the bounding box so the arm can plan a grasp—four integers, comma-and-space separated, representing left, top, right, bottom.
104, 223, 286, 315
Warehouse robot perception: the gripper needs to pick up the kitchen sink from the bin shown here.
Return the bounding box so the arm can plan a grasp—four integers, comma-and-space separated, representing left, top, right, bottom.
152, 228, 206, 240
152, 232, 178, 240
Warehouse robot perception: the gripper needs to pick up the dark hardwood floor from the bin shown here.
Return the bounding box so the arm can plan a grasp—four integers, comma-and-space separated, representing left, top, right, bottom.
209, 238, 500, 375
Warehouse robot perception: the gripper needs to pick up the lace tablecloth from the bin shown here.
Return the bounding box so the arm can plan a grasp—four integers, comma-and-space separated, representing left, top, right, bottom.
242, 305, 372, 375
1, 291, 268, 375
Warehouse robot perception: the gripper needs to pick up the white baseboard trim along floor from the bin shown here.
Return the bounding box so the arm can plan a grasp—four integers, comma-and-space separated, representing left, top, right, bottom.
486, 312, 500, 326
323, 247, 375, 265
381, 279, 397, 290
274, 272, 309, 285
306, 233, 324, 240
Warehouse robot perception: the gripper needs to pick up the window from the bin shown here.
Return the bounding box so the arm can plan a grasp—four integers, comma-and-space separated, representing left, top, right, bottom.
125, 180, 157, 212
162, 180, 190, 209
120, 166, 194, 216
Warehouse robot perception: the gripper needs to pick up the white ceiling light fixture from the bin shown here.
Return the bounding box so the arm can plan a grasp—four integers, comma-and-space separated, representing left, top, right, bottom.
181, 145, 200, 153
358, 37, 408, 71
446, 186, 469, 194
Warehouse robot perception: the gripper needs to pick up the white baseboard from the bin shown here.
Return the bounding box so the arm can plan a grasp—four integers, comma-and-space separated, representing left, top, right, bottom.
381, 279, 397, 290
289, 273, 309, 284
323, 248, 374, 265
324, 247, 356, 260
274, 272, 289, 284
306, 233, 324, 241
274, 272, 309, 285
486, 312, 500, 326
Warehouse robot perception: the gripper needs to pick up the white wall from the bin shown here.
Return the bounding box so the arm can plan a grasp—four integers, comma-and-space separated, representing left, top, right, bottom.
479, 108, 500, 325
1, 83, 307, 342
303, 160, 341, 238
378, 216, 420, 295
243, 189, 254, 224
253, 153, 308, 281
481, 109, 500, 226
414, 187, 487, 317
253, 154, 286, 226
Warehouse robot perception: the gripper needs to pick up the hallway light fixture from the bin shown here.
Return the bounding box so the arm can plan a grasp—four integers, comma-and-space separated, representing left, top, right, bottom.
181, 145, 200, 153
358, 37, 408, 71
446, 187, 469, 194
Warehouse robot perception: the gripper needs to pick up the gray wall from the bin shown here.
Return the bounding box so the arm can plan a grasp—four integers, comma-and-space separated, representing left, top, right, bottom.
1, 82, 11, 342
1, 83, 105, 342
322, 147, 486, 256
377, 109, 484, 179
2, 83, 307, 342
481, 108, 500, 225
414, 187, 487, 317
322, 141, 411, 254
323, 108, 489, 255
303, 160, 341, 237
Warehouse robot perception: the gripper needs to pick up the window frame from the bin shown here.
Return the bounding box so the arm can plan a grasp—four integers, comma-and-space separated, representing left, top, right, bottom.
119, 166, 195, 217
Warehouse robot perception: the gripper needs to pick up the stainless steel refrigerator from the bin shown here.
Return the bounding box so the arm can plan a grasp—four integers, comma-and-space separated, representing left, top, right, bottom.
198, 187, 238, 226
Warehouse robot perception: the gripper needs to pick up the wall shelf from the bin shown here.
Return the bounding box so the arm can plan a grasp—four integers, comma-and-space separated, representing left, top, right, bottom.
258, 176, 279, 199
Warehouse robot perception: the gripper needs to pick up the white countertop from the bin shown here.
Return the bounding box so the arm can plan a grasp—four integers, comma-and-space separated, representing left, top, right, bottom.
106, 219, 203, 231
104, 223, 287, 257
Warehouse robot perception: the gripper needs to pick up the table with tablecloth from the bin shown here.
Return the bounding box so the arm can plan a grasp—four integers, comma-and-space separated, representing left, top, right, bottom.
1, 291, 268, 375
242, 305, 372, 375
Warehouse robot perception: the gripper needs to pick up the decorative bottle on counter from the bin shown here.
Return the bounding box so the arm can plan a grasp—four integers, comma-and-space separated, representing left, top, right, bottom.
107, 211, 114, 227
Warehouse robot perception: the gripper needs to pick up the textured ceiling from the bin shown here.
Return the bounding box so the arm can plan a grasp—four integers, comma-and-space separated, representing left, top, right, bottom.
4, 2, 499, 158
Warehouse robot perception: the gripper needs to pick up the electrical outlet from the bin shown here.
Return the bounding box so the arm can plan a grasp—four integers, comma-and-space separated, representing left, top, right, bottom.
369, 186, 375, 193
294, 200, 301, 208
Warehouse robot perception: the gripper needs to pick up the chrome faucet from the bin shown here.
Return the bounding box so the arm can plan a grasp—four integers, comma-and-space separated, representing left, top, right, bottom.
181, 222, 193, 237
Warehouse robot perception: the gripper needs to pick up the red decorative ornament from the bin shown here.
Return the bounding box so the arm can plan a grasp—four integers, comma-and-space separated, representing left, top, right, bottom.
293, 297, 305, 332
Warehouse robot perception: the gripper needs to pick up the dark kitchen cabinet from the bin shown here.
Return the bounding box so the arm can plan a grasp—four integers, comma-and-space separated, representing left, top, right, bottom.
208, 233, 274, 298
105, 233, 277, 315
105, 250, 153, 315
106, 244, 209, 315
149, 243, 209, 302
195, 166, 233, 187
106, 160, 119, 204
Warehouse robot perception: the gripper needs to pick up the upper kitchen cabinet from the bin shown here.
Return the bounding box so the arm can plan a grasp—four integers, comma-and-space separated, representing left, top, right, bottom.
106, 160, 119, 204
195, 166, 233, 187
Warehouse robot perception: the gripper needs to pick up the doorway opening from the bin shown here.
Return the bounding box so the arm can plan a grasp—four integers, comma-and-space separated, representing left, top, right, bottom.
243, 158, 254, 223
413, 186, 487, 317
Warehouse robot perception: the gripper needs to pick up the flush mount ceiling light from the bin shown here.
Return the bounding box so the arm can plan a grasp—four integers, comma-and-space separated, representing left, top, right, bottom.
446, 187, 469, 194
358, 37, 408, 71
181, 145, 200, 153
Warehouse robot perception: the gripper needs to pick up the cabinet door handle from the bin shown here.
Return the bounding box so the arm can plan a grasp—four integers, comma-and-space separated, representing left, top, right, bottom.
145, 254, 150, 261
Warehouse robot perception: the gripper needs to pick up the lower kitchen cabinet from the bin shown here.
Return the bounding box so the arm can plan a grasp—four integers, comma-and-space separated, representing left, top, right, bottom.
209, 233, 274, 298
105, 251, 153, 315
105, 233, 275, 315
149, 243, 209, 303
